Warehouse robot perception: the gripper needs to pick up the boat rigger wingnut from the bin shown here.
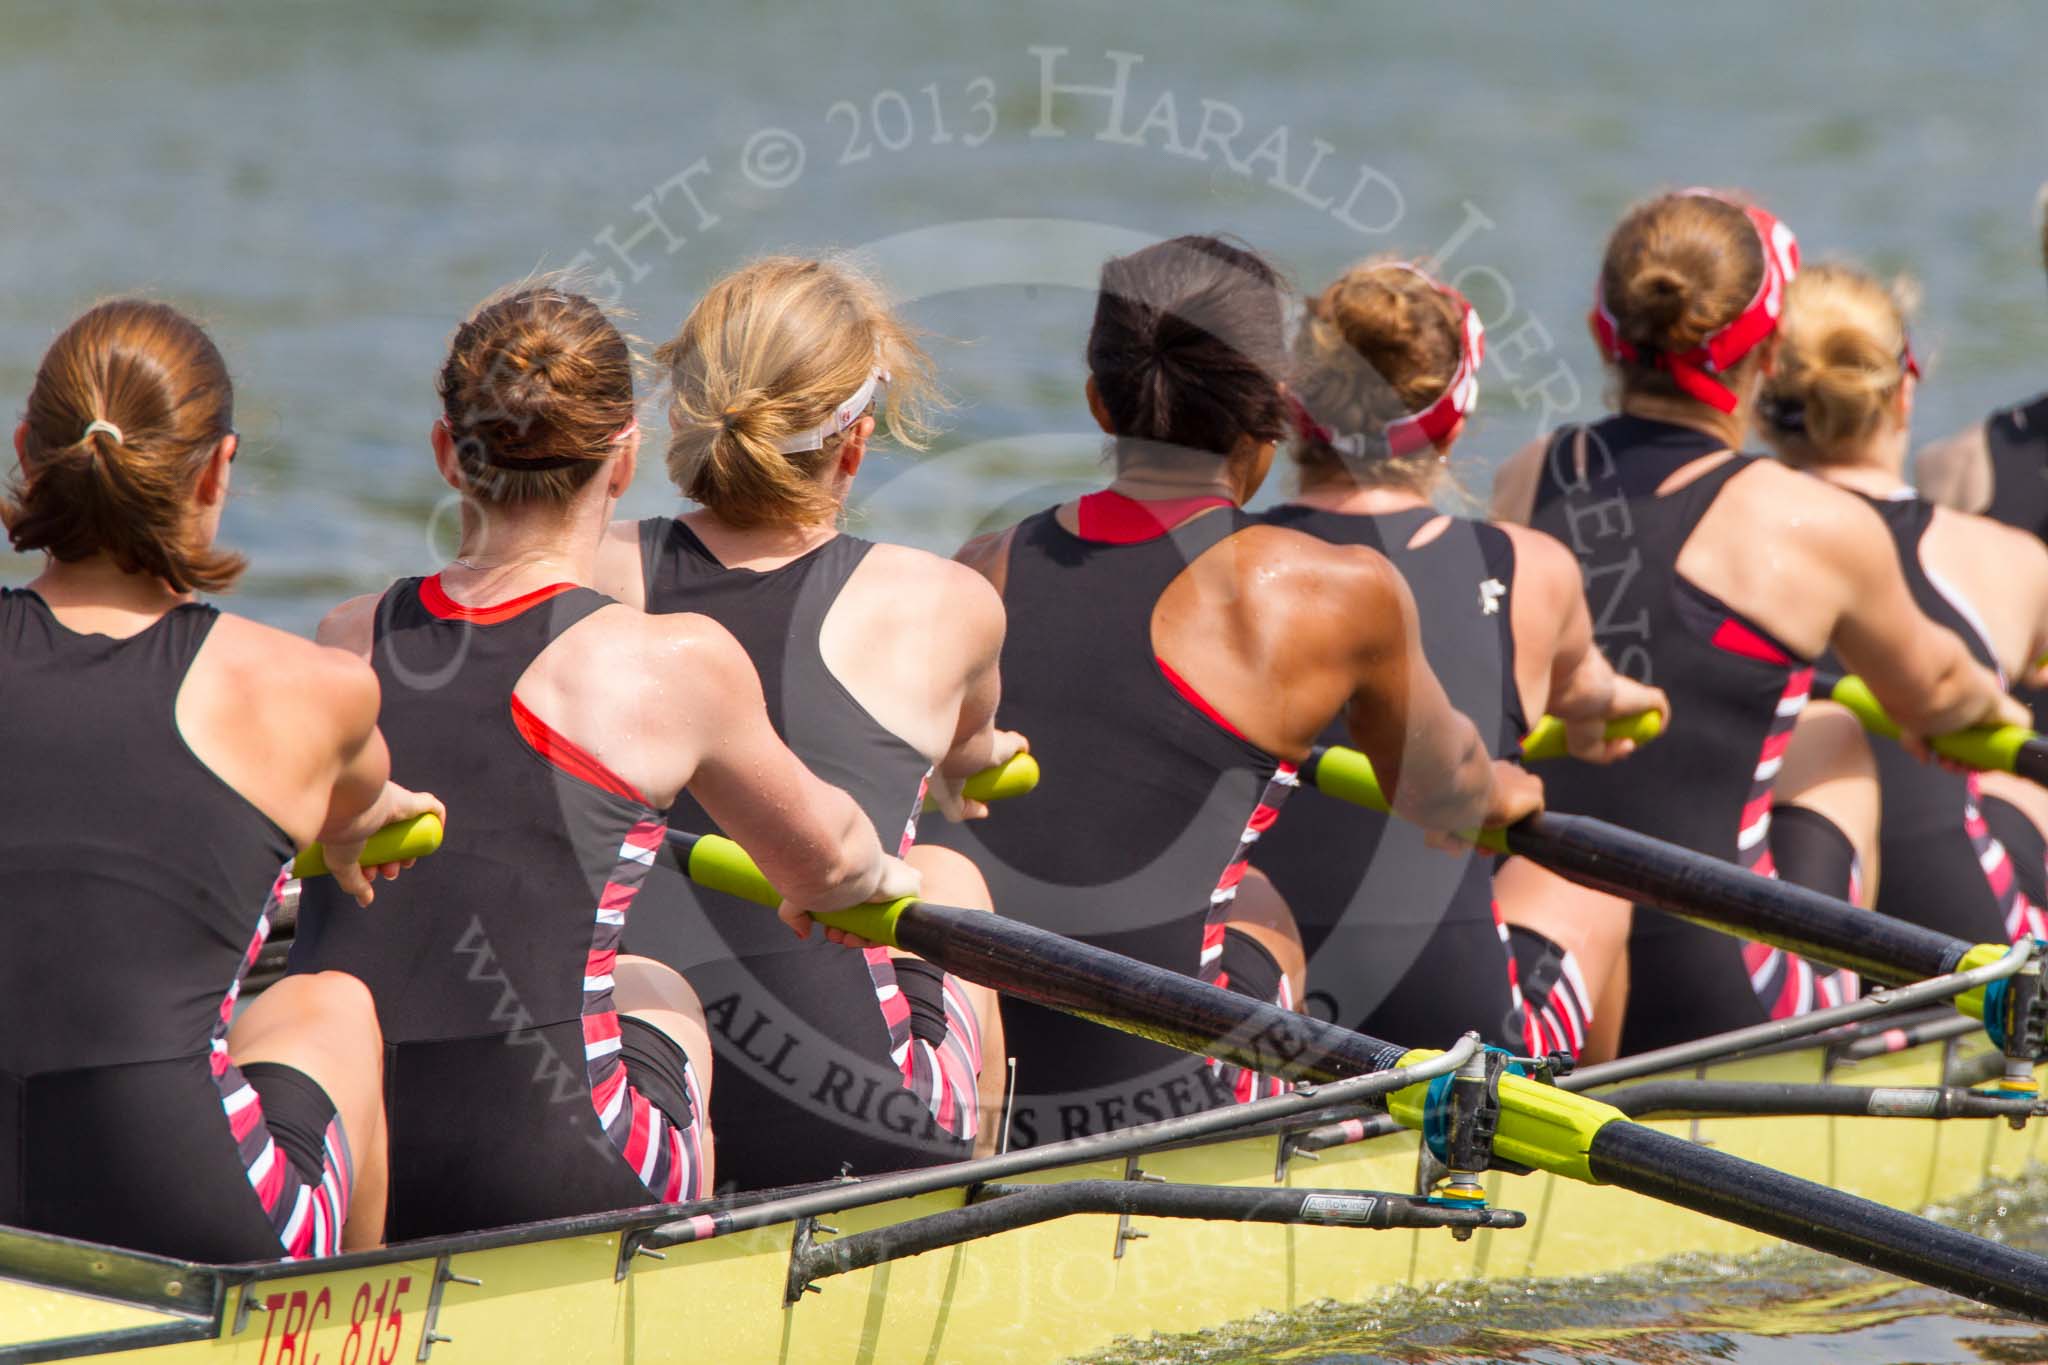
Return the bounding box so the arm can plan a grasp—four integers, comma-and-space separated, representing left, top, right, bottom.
1408, 1037, 1519, 1238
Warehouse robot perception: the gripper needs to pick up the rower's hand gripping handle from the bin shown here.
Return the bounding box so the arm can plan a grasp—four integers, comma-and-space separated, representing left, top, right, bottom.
922, 751, 1041, 814
1823, 674, 2036, 776
1519, 710, 1665, 762
292, 813, 446, 879
680, 832, 915, 948
1306, 709, 1663, 853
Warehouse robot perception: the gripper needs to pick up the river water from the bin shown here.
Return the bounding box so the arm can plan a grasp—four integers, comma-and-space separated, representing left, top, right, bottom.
6, 6, 2048, 1359
1073, 1174, 2048, 1365
5, 3, 2048, 633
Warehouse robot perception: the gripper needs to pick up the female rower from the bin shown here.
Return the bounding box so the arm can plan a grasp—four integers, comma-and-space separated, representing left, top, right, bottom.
1493, 190, 2023, 1053
929, 234, 1543, 1149
1913, 183, 2048, 531
592, 256, 1011, 1185
1759, 262, 2048, 940
1, 300, 441, 1259
291, 283, 915, 1237
1251, 259, 1668, 1063
1917, 183, 2048, 739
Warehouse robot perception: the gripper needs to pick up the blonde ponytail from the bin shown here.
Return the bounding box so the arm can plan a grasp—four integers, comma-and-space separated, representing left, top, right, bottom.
657, 255, 941, 529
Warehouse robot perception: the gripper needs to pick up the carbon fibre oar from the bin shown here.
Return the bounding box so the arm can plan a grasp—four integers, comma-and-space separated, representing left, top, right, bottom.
1815, 672, 2048, 787
1302, 745, 2019, 1021
668, 829, 2048, 1320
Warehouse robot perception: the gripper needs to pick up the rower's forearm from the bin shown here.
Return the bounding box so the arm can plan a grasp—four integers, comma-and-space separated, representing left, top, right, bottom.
938, 723, 1002, 780
318, 730, 395, 845
796, 801, 895, 909
1892, 653, 2003, 736
1389, 729, 1492, 832
1547, 649, 1619, 725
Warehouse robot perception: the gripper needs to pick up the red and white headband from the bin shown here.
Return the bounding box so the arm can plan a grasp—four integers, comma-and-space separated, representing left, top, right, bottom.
771, 367, 889, 455
1591, 190, 1801, 414
1293, 263, 1486, 460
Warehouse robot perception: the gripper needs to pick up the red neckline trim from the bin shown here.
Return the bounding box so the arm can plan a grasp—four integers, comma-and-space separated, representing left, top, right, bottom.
510, 695, 649, 805
419, 574, 580, 625
1074, 490, 1234, 545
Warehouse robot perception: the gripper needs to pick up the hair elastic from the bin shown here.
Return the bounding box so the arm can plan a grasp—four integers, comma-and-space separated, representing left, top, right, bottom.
82, 419, 124, 444
770, 368, 889, 455
1590, 190, 1801, 415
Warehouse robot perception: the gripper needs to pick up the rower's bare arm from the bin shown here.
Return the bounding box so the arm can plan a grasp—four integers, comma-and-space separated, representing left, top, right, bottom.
589, 518, 649, 609
1489, 436, 1549, 525
932, 562, 1017, 780
1913, 422, 1993, 514
953, 524, 1017, 595
671, 615, 915, 926
1331, 547, 1533, 831
1822, 495, 2024, 736
1504, 524, 1669, 762
308, 649, 447, 907
2003, 528, 2048, 690
314, 592, 382, 660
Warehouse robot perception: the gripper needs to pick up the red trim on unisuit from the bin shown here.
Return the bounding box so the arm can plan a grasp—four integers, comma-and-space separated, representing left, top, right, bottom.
511, 695, 650, 805
1155, 657, 1250, 741
419, 574, 580, 625
1710, 615, 1792, 666
1074, 490, 1233, 545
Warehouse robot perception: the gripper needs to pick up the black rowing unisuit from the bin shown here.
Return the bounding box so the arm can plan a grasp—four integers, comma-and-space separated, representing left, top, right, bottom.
625, 519, 977, 1190
1829, 491, 2029, 945
0, 590, 348, 1261
1253, 504, 1528, 1050
1531, 416, 1849, 1051
291, 577, 704, 1239
1980, 393, 2048, 729
923, 494, 1292, 1148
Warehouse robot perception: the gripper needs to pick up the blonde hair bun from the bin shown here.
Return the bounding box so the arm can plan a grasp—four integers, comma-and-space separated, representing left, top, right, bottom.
1759, 261, 1915, 455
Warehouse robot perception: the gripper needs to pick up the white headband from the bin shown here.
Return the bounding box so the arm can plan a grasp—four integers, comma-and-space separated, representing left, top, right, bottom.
769, 368, 888, 455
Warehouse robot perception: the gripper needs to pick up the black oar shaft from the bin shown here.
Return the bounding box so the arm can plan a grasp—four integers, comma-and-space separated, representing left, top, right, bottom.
911, 896, 2048, 1317
1512, 812, 1968, 984
672, 830, 2048, 1318
891, 898, 1410, 1080
1588, 1122, 2048, 1319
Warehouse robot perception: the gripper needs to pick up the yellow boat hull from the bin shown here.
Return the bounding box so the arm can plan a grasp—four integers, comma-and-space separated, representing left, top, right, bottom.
4, 1038, 2038, 1365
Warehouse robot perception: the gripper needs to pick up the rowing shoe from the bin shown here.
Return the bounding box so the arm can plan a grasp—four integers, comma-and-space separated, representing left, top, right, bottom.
671, 829, 2048, 1321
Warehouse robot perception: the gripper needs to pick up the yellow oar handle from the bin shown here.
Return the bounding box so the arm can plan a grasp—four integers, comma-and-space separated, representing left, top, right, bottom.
1826, 675, 2031, 773
292, 813, 445, 879
1307, 746, 1509, 855
922, 751, 1041, 813
678, 832, 914, 948
1388, 1048, 1618, 1182
1519, 710, 1665, 762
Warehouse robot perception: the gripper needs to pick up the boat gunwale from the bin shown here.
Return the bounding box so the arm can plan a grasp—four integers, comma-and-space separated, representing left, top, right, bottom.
0, 946, 2028, 1361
